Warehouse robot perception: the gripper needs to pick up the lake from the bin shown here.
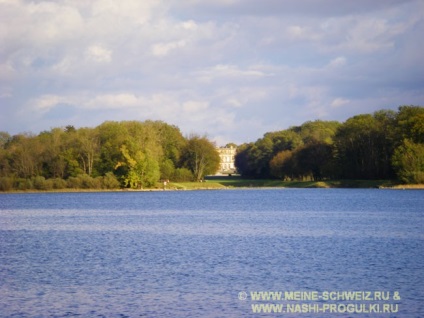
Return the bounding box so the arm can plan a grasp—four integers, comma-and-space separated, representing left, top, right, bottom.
0, 189, 423, 317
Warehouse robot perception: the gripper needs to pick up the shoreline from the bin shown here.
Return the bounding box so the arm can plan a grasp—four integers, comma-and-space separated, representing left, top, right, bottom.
1, 181, 423, 194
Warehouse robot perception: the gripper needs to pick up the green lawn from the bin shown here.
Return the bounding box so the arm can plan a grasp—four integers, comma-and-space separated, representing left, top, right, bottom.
189, 176, 400, 189
166, 181, 226, 190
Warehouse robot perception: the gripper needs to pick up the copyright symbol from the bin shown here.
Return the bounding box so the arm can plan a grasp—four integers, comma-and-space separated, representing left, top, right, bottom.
238, 291, 247, 301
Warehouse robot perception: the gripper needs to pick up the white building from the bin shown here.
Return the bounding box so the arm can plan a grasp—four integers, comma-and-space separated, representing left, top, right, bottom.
216, 146, 237, 174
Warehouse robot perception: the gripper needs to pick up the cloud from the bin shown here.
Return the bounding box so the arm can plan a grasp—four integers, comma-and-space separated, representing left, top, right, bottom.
328, 57, 347, 68
32, 95, 64, 112
195, 64, 273, 83
0, 0, 423, 144
151, 40, 187, 57
182, 100, 209, 112
331, 98, 350, 108
85, 45, 112, 63
85, 93, 140, 109
171, 0, 416, 18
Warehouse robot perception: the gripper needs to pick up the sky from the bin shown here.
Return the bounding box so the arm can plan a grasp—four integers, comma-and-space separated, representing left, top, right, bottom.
1, 0, 423, 145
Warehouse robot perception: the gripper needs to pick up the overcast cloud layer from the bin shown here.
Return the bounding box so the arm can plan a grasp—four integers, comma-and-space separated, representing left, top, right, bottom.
1, 0, 423, 144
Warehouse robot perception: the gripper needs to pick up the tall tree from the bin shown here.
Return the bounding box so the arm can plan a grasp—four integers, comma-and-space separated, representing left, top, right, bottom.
77, 128, 100, 176
181, 135, 220, 181
115, 145, 160, 188
8, 134, 44, 178
392, 139, 424, 184
96, 121, 129, 177
269, 150, 294, 180
294, 142, 334, 181
396, 105, 424, 144
334, 114, 381, 179
234, 143, 256, 177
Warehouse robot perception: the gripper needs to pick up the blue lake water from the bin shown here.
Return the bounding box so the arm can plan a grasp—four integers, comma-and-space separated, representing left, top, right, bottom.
0, 189, 423, 317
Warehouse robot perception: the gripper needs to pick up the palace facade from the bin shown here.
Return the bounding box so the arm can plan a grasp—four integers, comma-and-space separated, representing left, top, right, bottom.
216, 146, 237, 174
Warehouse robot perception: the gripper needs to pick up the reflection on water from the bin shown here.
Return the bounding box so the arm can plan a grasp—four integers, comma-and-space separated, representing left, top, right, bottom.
0, 189, 423, 317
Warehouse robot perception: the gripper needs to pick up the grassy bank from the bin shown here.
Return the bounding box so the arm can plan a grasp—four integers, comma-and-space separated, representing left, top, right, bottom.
199, 176, 412, 189
1, 177, 422, 193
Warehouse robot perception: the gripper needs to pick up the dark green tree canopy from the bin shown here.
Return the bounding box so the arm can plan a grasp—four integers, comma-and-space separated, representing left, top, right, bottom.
1, 106, 423, 191
235, 106, 423, 183
180, 135, 220, 181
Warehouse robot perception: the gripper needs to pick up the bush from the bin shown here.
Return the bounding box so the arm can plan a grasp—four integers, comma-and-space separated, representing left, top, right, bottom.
67, 176, 82, 189
16, 178, 33, 190
160, 159, 175, 180
0, 177, 13, 191
173, 168, 194, 182
78, 174, 99, 189
52, 178, 67, 189
102, 172, 121, 189
33, 176, 53, 190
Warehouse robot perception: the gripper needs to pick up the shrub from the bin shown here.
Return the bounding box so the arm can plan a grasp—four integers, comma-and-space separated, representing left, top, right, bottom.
102, 172, 121, 189
52, 178, 67, 189
16, 178, 33, 190
173, 168, 194, 182
0, 177, 13, 191
67, 176, 82, 189
33, 176, 53, 190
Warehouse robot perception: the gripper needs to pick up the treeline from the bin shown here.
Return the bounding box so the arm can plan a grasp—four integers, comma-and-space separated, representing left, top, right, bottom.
235, 105, 424, 184
0, 121, 220, 191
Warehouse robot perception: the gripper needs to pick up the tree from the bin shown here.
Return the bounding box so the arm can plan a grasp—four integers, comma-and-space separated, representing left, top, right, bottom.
392, 139, 424, 184
294, 142, 334, 181
97, 121, 129, 177
235, 130, 303, 178
8, 134, 44, 178
269, 150, 294, 180
160, 159, 175, 181
396, 105, 424, 144
251, 137, 274, 177
334, 110, 400, 180
181, 135, 220, 181
150, 121, 186, 166
297, 120, 340, 144
115, 145, 160, 188
335, 114, 384, 179
269, 130, 303, 154
38, 128, 67, 179
234, 143, 256, 177
0, 132, 11, 149
77, 128, 100, 176
225, 142, 237, 148
0, 132, 12, 177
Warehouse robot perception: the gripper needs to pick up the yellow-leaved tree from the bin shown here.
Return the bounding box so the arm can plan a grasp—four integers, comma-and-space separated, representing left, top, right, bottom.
115, 145, 160, 189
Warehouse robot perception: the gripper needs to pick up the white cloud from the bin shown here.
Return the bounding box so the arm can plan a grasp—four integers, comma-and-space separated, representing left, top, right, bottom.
0, 0, 423, 144
181, 20, 198, 30
85, 93, 140, 109
29, 95, 66, 114
331, 98, 350, 108
183, 100, 209, 112
319, 16, 410, 53
85, 45, 112, 63
151, 40, 187, 57
287, 25, 304, 38
285, 25, 320, 42
195, 64, 272, 83
328, 56, 347, 68
52, 56, 74, 75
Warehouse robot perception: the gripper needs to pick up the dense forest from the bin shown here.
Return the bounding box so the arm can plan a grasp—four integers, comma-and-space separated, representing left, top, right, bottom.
236, 105, 424, 184
0, 121, 220, 191
0, 105, 423, 191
